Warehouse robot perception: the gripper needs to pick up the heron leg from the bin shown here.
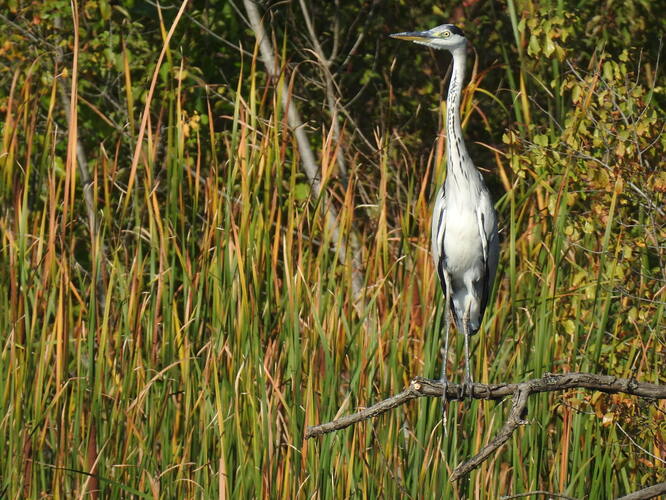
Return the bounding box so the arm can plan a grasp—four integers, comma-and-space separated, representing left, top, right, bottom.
440, 304, 451, 430
439, 277, 452, 433
463, 306, 473, 398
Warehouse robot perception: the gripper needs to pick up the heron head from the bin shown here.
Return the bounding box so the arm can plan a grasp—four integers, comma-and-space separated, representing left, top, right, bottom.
390, 24, 467, 52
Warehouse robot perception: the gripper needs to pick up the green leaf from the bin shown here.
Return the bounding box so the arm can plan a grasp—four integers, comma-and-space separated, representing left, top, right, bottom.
543, 36, 556, 57
99, 0, 111, 20
528, 34, 540, 57
294, 183, 310, 201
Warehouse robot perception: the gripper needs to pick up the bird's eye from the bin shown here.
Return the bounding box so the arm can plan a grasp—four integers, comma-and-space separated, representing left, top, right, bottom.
441, 31, 451, 38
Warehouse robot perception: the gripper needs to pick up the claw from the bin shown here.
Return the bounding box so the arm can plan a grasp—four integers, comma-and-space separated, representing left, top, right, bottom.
462, 376, 474, 399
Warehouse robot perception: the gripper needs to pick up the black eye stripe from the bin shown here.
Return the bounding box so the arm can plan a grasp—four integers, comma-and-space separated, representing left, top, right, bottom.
449, 25, 465, 37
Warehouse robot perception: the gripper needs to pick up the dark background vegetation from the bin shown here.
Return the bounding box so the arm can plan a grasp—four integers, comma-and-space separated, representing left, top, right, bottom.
1, 0, 664, 498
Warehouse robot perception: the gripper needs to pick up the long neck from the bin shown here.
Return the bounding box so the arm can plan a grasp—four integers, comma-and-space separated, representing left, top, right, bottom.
445, 46, 476, 189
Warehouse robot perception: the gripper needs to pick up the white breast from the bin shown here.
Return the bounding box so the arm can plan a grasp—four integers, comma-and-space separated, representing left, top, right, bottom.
442, 205, 482, 277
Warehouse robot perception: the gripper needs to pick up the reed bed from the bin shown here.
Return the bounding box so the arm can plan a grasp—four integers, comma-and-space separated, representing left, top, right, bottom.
0, 2, 664, 498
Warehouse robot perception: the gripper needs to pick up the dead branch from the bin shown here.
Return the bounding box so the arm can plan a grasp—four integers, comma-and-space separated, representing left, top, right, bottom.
297, 0, 348, 181
305, 372, 666, 481
615, 481, 666, 500
242, 0, 365, 303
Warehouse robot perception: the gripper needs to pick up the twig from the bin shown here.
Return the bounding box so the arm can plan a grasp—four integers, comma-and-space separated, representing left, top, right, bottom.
615, 422, 666, 465
451, 387, 529, 480
304, 372, 666, 481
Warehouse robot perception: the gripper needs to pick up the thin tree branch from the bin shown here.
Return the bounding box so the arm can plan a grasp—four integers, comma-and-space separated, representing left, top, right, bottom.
242, 0, 365, 302
305, 372, 666, 481
298, 0, 348, 181
616, 422, 666, 465
452, 387, 529, 480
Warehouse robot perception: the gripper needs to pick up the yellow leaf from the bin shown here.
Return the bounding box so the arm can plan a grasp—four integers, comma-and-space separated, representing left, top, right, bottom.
544, 36, 556, 57
572, 84, 582, 104
602, 412, 614, 426
528, 34, 540, 57
615, 141, 625, 158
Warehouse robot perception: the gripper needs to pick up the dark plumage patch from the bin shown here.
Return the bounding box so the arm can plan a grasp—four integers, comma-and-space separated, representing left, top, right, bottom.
449, 25, 465, 37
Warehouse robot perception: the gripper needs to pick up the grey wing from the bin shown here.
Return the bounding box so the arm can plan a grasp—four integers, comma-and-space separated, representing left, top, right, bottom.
431, 187, 448, 295
476, 193, 499, 319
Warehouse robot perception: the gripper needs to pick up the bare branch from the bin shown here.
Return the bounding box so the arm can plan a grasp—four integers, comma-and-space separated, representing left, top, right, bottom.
451, 387, 529, 480
243, 0, 365, 302
305, 372, 666, 481
615, 481, 666, 500
297, 0, 348, 181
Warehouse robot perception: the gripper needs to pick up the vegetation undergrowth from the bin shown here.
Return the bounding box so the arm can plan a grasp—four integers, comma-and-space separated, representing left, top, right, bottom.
0, 0, 664, 498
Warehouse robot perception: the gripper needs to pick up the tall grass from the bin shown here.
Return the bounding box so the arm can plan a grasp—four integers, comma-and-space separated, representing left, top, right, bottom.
1, 4, 664, 499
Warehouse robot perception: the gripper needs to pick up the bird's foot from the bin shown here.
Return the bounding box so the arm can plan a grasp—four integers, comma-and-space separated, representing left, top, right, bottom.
461, 376, 474, 399
438, 377, 449, 399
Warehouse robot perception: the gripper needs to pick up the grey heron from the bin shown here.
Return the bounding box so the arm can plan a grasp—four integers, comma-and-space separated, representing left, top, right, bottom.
390, 25, 499, 409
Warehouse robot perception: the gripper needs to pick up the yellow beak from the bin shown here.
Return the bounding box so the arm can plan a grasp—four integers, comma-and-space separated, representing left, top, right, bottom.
389, 31, 432, 42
